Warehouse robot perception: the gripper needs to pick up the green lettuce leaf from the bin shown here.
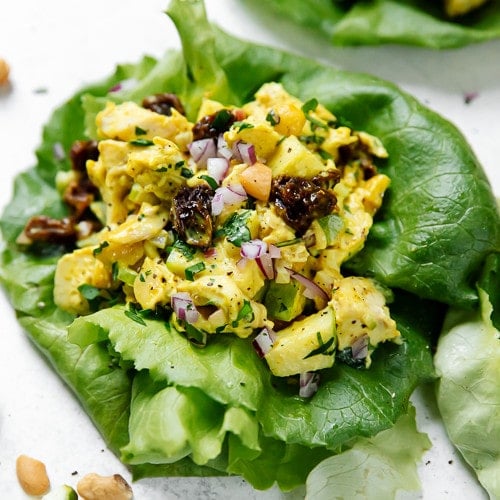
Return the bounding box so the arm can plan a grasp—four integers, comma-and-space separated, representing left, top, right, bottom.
242, 0, 500, 48
67, 292, 439, 451
120, 371, 261, 466
213, 30, 500, 308
69, 307, 267, 411
435, 257, 500, 498
305, 404, 431, 499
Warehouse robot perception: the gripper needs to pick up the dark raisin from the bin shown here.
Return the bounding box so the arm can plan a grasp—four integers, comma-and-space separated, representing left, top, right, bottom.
270, 175, 337, 234
142, 93, 185, 116
63, 177, 99, 219
171, 185, 214, 248
70, 140, 99, 172
336, 142, 378, 179
23, 215, 77, 244
192, 109, 244, 141
312, 169, 341, 189
360, 158, 377, 180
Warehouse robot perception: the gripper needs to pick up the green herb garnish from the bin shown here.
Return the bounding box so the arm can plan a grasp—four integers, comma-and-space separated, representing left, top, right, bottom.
93, 241, 109, 256
304, 333, 335, 359
185, 262, 206, 281
130, 138, 154, 146
200, 174, 218, 190
135, 125, 147, 136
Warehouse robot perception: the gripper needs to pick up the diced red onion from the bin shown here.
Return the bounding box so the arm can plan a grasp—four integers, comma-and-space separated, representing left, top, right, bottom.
188, 138, 217, 167
211, 191, 225, 216
217, 134, 233, 160
268, 244, 281, 259
236, 257, 248, 271
231, 140, 257, 165
171, 292, 199, 324
108, 78, 138, 93
352, 335, 369, 360
207, 157, 229, 185
256, 252, 275, 280
203, 247, 217, 259
252, 327, 276, 358
211, 184, 247, 216
286, 268, 329, 302
299, 372, 320, 398
241, 239, 267, 260
240, 239, 280, 279
236, 141, 257, 165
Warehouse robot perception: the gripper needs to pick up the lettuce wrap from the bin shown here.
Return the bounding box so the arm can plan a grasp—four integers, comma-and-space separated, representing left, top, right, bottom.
0, 0, 499, 495
241, 0, 500, 48
434, 254, 500, 499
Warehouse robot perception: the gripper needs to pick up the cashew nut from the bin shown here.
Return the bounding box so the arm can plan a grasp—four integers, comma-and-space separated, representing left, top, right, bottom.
77, 473, 133, 500
15, 454, 50, 496
0, 58, 9, 86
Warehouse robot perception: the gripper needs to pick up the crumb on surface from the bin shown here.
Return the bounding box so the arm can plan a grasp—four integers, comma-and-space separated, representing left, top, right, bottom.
464, 91, 479, 104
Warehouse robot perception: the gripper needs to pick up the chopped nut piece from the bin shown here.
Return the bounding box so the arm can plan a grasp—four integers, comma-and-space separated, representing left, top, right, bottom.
77, 473, 133, 500
15, 454, 50, 496
0, 58, 9, 86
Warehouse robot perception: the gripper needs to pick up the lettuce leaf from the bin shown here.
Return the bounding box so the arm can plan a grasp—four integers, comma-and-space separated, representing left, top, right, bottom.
213, 30, 500, 308
0, 0, 499, 493
305, 404, 430, 499
242, 0, 500, 48
435, 254, 500, 498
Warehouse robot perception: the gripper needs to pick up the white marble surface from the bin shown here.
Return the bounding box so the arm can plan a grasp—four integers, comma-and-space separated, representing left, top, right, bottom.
0, 1, 498, 498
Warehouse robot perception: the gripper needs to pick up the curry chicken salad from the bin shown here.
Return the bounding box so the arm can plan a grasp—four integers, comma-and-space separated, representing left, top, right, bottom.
20, 82, 400, 395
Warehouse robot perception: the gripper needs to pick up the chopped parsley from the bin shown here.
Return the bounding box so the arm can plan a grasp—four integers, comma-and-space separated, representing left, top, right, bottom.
111, 261, 119, 281
199, 174, 218, 190
266, 110, 280, 126
301, 97, 328, 131
135, 125, 147, 136
215, 210, 253, 247
185, 323, 207, 346
130, 138, 154, 146
169, 238, 196, 260
232, 300, 254, 327
211, 109, 234, 131
78, 284, 101, 301
303, 333, 335, 359
185, 262, 206, 281
301, 98, 318, 114
233, 121, 254, 132
124, 303, 147, 326
93, 241, 109, 256
181, 167, 194, 178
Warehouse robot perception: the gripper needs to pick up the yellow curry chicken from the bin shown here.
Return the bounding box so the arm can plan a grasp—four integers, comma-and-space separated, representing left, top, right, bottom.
21, 82, 401, 395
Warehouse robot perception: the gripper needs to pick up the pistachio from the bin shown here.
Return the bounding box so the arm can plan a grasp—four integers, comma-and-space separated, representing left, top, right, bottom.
77, 473, 133, 500
15, 454, 50, 496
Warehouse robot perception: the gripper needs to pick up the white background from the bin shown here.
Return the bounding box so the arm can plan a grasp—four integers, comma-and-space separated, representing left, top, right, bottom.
0, 1, 498, 498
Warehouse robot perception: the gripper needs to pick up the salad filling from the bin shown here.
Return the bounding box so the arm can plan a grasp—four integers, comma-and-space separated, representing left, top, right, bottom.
20, 82, 400, 385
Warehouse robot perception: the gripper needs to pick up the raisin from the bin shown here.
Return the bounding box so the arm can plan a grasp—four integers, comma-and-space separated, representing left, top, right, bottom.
337, 143, 378, 179
171, 185, 214, 248
142, 93, 185, 116
70, 140, 99, 172
23, 215, 76, 244
360, 158, 378, 180
63, 177, 99, 219
270, 175, 337, 234
192, 109, 244, 141
312, 169, 341, 190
